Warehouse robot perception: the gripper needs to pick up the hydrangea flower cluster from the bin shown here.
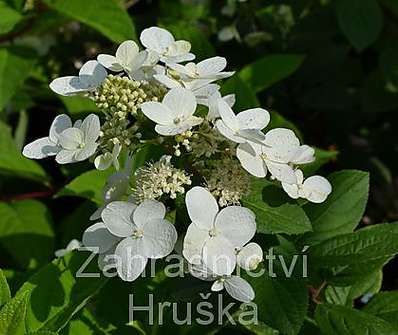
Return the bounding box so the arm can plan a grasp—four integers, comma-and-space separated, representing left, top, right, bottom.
22, 27, 332, 302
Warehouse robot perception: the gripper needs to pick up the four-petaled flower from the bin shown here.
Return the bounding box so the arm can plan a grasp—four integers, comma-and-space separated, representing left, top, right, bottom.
141, 87, 203, 136
183, 186, 256, 276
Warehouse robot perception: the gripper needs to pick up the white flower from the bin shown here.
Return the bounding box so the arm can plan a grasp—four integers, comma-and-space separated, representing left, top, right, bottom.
183, 186, 256, 276
236, 242, 263, 271
97, 40, 148, 80
90, 156, 132, 221
236, 128, 313, 183
211, 276, 255, 303
141, 87, 202, 136
140, 27, 195, 64
167, 56, 234, 82
55, 114, 100, 164
282, 169, 332, 203
54, 239, 82, 258
94, 141, 122, 171
215, 99, 270, 144
49, 60, 107, 96
22, 114, 72, 159
84, 200, 177, 282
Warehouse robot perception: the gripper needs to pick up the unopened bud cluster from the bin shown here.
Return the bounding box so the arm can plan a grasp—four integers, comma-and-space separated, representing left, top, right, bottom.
93, 75, 166, 119
205, 158, 250, 207
174, 131, 195, 156
133, 156, 192, 202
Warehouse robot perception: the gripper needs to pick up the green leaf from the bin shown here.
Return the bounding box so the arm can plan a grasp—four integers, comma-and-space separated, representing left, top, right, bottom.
0, 121, 48, 183
0, 46, 36, 111
335, 0, 383, 52
363, 291, 398, 328
42, 0, 136, 43
309, 223, 398, 284
315, 304, 398, 335
28, 332, 59, 335
0, 291, 30, 335
59, 96, 98, 116
56, 169, 113, 205
303, 170, 369, 244
0, 2, 22, 34
238, 54, 305, 93
238, 320, 279, 335
0, 269, 11, 309
247, 270, 308, 335
301, 148, 338, 175
16, 251, 108, 333
241, 178, 312, 235
0, 200, 54, 269
222, 76, 260, 111
268, 111, 302, 141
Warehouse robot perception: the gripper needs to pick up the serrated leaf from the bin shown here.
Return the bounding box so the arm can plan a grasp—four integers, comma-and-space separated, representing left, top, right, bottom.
363, 291, 398, 328
241, 178, 312, 235
0, 269, 11, 309
335, 0, 383, 51
222, 75, 260, 111
246, 269, 308, 335
0, 290, 30, 335
239, 54, 305, 93
56, 169, 113, 205
0, 46, 36, 111
0, 121, 48, 183
303, 170, 369, 244
0, 200, 54, 269
309, 223, 398, 284
42, 0, 136, 43
315, 304, 398, 335
16, 251, 108, 333
0, 2, 22, 34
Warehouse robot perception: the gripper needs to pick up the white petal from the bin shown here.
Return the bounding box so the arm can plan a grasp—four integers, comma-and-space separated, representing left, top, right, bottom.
303, 175, 332, 203
97, 54, 123, 72
193, 84, 220, 105
55, 149, 76, 164
237, 108, 270, 130
290, 145, 315, 164
185, 186, 218, 230
154, 125, 183, 136
236, 142, 267, 177
237, 243, 263, 271
101, 201, 137, 237
94, 153, 113, 170
163, 53, 195, 64
281, 182, 299, 199
115, 237, 148, 282
129, 50, 148, 72
49, 76, 86, 96
141, 101, 174, 125
217, 99, 239, 131
49, 114, 72, 142
215, 206, 256, 248
133, 200, 166, 228
166, 40, 191, 57
189, 262, 216, 281
78, 60, 107, 90
153, 74, 181, 89
266, 161, 297, 184
90, 206, 104, 221
211, 280, 224, 292
82, 222, 120, 254
224, 276, 255, 302
163, 88, 197, 118
58, 128, 84, 150
202, 236, 236, 276
264, 128, 300, 147
80, 114, 100, 143
182, 223, 208, 265
141, 219, 177, 258
116, 40, 139, 67
140, 27, 174, 53
238, 129, 266, 145
167, 62, 194, 77
74, 142, 98, 161
215, 120, 245, 143
22, 137, 59, 159
197, 56, 227, 76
